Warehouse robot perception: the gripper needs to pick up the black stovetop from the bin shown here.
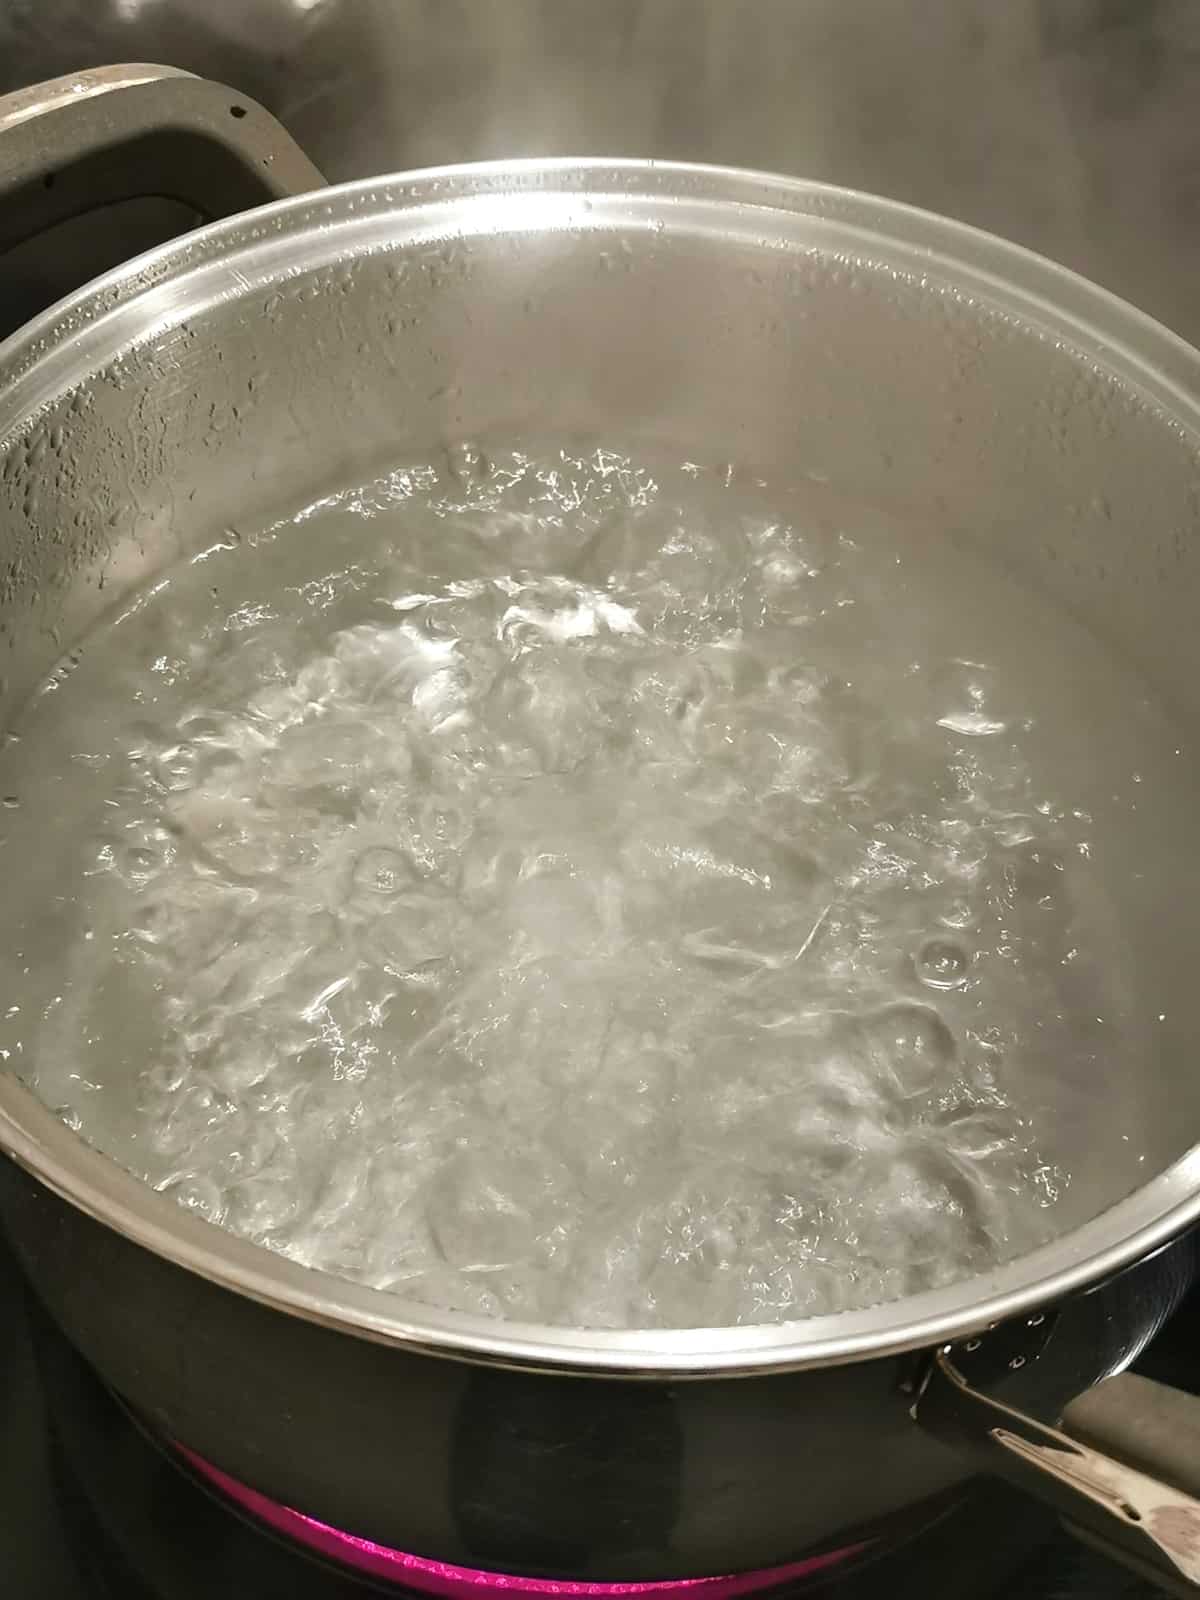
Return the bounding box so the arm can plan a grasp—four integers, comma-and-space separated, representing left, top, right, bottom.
2, 1230, 1193, 1600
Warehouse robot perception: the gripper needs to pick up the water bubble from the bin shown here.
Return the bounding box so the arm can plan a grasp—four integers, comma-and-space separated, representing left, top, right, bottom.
427, 1148, 576, 1272
939, 899, 977, 931
229, 1171, 304, 1235
157, 1171, 227, 1225
937, 708, 1007, 738
117, 816, 176, 880
934, 658, 1006, 737
857, 1002, 959, 1098
352, 847, 414, 896
122, 843, 166, 880
915, 938, 971, 990
154, 742, 201, 792
444, 439, 489, 491
129, 901, 172, 945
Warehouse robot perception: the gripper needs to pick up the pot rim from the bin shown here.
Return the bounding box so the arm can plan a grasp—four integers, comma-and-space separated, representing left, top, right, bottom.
2, 156, 1200, 1378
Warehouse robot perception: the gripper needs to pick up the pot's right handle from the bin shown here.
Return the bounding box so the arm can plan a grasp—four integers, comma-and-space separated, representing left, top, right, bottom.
916, 1340, 1200, 1597
0, 64, 324, 256
1064, 1371, 1200, 1505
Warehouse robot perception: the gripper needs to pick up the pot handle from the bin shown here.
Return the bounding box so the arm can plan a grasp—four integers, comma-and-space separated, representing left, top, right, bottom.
915, 1341, 1200, 1596
1064, 1371, 1200, 1505
0, 63, 324, 256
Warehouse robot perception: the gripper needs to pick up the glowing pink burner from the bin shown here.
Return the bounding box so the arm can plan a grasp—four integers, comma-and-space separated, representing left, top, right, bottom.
176, 1444, 866, 1598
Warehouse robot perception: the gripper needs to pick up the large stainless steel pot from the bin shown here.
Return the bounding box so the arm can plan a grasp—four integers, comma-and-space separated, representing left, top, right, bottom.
3, 65, 1200, 1595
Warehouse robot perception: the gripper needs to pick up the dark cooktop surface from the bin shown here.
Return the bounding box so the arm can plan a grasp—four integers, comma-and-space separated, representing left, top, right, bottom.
2, 1232, 1194, 1600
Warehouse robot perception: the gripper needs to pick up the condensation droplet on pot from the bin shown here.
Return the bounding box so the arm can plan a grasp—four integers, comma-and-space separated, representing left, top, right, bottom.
1, 795, 19, 809
915, 937, 971, 990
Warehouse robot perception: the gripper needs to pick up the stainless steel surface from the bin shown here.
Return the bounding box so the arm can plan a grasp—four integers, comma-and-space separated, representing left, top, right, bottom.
918, 1347, 1200, 1596
0, 63, 324, 255
3, 1, 1200, 347
4, 146, 1200, 1375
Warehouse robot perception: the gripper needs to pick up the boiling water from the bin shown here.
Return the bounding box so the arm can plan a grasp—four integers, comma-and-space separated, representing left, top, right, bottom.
0, 446, 1186, 1327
